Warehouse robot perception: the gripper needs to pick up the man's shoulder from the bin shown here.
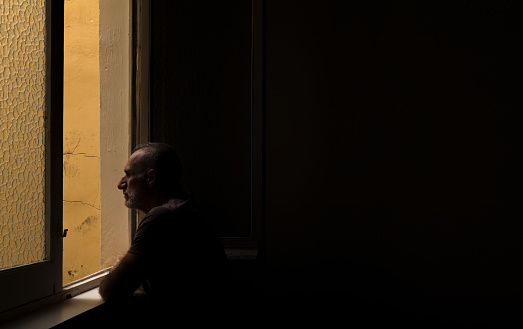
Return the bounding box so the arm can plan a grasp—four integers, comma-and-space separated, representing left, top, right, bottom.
139, 199, 195, 228
147, 205, 172, 218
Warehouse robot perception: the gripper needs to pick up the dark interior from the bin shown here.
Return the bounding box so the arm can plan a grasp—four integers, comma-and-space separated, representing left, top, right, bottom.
150, 1, 520, 326
59, 1, 520, 327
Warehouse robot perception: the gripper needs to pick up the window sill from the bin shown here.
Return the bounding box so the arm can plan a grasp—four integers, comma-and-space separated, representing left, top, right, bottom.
1, 251, 256, 328
1, 288, 104, 329
1, 269, 109, 328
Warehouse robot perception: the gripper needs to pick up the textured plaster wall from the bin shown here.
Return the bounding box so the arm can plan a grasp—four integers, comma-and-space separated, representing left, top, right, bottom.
62, 0, 100, 284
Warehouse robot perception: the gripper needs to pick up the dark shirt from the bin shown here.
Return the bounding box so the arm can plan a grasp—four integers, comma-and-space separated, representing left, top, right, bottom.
128, 199, 231, 306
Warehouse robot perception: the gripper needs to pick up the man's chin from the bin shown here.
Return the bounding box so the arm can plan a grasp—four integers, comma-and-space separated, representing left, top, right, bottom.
125, 200, 140, 210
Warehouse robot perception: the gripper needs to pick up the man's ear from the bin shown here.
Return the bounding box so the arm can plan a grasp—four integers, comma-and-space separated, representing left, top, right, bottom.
146, 169, 157, 187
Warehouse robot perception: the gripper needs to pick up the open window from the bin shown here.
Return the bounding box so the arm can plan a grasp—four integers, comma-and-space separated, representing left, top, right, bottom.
0, 0, 63, 314
1, 0, 146, 320
2, 0, 262, 321
61, 0, 138, 286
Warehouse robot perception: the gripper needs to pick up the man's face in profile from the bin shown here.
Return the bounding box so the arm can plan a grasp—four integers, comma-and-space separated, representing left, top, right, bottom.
118, 150, 148, 211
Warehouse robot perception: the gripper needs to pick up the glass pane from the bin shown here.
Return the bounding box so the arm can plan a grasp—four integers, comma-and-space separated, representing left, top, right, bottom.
0, 0, 48, 270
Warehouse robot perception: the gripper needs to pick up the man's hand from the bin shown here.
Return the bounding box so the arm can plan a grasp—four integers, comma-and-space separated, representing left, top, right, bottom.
133, 284, 147, 298
110, 258, 121, 271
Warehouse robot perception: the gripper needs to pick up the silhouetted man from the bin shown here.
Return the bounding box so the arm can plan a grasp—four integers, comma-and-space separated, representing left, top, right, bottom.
99, 143, 232, 324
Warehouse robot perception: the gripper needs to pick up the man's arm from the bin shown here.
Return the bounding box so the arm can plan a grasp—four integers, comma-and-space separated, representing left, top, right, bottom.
99, 252, 146, 302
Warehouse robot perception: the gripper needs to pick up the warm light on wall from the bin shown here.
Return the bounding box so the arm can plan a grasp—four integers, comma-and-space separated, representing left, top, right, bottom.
62, 0, 101, 284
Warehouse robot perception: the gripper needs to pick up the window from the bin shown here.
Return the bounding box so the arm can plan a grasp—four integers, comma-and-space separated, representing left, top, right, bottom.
1, 0, 144, 319
0, 0, 63, 314
1, 0, 262, 320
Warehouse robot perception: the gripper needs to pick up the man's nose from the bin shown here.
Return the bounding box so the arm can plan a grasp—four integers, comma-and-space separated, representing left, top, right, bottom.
117, 176, 127, 190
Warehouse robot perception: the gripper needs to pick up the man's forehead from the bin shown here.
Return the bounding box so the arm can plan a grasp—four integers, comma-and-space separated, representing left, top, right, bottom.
126, 150, 145, 170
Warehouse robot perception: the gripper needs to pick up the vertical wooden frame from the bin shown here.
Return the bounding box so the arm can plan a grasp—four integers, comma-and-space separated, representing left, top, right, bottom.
251, 0, 265, 250
130, 0, 151, 238
220, 0, 265, 250
49, 0, 65, 295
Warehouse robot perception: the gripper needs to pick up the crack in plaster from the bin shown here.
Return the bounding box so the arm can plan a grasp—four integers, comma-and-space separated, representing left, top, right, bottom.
63, 139, 99, 158
63, 200, 101, 210
64, 153, 100, 158
63, 139, 81, 155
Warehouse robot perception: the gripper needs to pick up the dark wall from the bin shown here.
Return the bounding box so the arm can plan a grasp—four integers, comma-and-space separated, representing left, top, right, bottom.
264, 0, 520, 320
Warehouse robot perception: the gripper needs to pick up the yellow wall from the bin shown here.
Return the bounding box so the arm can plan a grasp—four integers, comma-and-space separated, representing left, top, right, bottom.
63, 0, 100, 284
